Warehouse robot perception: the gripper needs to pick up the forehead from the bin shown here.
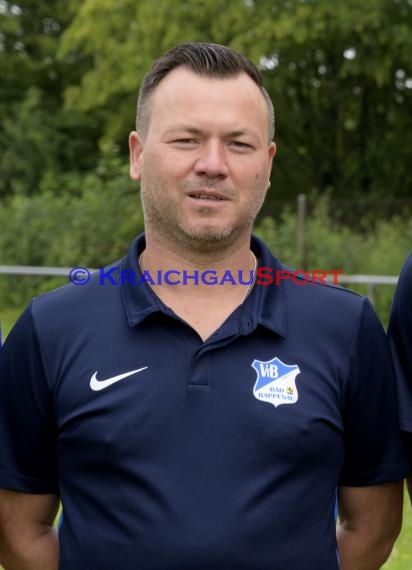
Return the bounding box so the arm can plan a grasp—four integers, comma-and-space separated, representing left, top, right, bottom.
146, 67, 269, 137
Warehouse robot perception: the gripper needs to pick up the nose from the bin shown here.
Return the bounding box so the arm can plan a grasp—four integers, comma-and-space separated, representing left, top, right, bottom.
194, 141, 229, 179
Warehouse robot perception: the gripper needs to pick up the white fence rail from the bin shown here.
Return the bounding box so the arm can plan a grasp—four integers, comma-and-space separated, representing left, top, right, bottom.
0, 265, 78, 276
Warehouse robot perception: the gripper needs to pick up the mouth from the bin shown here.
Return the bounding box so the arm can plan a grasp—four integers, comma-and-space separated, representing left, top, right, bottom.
187, 190, 229, 201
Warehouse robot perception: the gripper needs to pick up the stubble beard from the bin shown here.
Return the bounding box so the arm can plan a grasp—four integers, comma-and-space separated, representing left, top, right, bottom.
140, 172, 267, 255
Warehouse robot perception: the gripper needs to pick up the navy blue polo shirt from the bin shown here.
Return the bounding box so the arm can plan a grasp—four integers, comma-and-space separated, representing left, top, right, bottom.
0, 235, 408, 570
388, 253, 412, 433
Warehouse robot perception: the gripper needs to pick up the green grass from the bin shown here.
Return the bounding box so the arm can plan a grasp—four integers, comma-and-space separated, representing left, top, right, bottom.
0, 310, 411, 568
0, 306, 24, 341
382, 493, 412, 568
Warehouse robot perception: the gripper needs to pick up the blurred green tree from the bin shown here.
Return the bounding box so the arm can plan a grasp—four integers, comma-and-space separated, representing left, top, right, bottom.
0, 0, 101, 196
57, 0, 412, 203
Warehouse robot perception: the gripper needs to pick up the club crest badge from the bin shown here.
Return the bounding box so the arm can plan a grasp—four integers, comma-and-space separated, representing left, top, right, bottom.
252, 357, 300, 408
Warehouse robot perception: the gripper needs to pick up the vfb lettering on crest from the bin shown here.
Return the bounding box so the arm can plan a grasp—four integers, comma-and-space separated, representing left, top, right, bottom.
252, 357, 300, 408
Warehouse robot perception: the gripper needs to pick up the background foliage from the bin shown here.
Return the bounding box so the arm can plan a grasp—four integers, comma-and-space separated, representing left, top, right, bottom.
0, 0, 411, 204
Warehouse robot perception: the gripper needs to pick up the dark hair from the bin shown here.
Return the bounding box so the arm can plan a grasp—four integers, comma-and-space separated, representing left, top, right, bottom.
136, 42, 275, 142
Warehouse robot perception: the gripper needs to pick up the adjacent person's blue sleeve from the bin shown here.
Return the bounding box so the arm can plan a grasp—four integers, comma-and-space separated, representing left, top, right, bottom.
388, 253, 412, 433
340, 299, 409, 485
0, 303, 58, 493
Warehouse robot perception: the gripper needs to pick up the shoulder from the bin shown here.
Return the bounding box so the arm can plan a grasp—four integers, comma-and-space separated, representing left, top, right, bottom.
26, 260, 125, 342
254, 233, 365, 311
253, 235, 378, 339
32, 261, 123, 312
281, 262, 370, 325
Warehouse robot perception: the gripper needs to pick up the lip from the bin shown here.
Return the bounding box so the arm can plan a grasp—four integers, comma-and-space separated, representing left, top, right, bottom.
185, 189, 230, 201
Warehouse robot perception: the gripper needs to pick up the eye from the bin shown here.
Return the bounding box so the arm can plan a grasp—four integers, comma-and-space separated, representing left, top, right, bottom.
171, 138, 198, 145
229, 141, 254, 151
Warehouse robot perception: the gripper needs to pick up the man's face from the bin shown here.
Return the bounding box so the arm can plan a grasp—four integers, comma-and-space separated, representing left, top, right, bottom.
129, 67, 276, 253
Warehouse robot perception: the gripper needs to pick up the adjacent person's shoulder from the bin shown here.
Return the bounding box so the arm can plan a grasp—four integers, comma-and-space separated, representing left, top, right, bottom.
389, 253, 412, 331
396, 253, 412, 292
388, 253, 412, 433
401, 252, 412, 271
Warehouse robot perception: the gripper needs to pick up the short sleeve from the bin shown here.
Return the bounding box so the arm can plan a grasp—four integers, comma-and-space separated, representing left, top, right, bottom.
0, 303, 58, 493
388, 254, 412, 433
339, 299, 409, 486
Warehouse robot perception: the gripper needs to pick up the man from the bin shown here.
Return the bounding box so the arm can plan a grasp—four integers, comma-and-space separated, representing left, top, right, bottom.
0, 42, 408, 570
388, 253, 412, 500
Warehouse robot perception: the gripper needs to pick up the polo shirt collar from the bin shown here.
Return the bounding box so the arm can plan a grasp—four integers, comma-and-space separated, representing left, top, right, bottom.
247, 235, 286, 338
121, 234, 286, 338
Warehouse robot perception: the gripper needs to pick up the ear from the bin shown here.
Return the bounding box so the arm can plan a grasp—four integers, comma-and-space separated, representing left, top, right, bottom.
267, 142, 277, 167
264, 142, 276, 191
129, 131, 144, 180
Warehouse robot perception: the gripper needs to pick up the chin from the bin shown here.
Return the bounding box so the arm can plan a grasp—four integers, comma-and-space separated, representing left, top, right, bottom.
182, 224, 232, 242
177, 223, 250, 251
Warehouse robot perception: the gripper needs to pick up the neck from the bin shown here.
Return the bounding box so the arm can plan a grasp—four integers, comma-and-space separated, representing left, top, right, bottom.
143, 229, 253, 267
139, 232, 258, 341
139, 232, 256, 299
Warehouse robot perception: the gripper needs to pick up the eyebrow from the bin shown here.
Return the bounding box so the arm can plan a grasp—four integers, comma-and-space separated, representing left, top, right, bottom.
164, 125, 258, 139
164, 126, 203, 136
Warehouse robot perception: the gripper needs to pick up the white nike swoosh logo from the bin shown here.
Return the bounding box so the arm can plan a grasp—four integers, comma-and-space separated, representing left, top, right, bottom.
90, 367, 148, 391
